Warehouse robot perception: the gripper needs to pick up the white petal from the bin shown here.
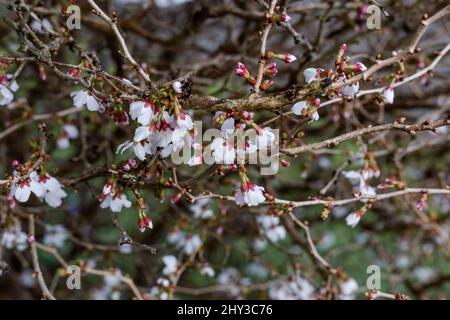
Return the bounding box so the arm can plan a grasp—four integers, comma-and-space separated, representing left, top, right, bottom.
64, 124, 79, 139
134, 126, 150, 142
0, 85, 14, 106
291, 101, 308, 115
383, 87, 395, 104
14, 185, 31, 202
134, 143, 147, 161
129, 101, 145, 120
70, 90, 87, 108
30, 180, 44, 198
221, 118, 235, 138
86, 95, 101, 111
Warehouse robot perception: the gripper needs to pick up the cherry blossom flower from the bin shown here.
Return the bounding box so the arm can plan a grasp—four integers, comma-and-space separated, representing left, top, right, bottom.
116, 140, 147, 161
101, 193, 131, 212
257, 216, 287, 242
199, 263, 215, 277
162, 255, 179, 278
34, 173, 67, 208
383, 85, 395, 104
129, 100, 155, 126
43, 224, 69, 248
210, 137, 237, 164
220, 117, 235, 138
167, 229, 202, 255
345, 211, 362, 228
343, 170, 377, 199
70, 90, 101, 111
175, 111, 194, 130
0, 85, 14, 106
342, 81, 360, 97
303, 68, 323, 83
99, 182, 132, 212
183, 234, 202, 255
1, 223, 28, 251
103, 269, 123, 288
57, 124, 79, 149
10, 171, 44, 203
132, 110, 192, 159
149, 278, 170, 300
256, 127, 275, 149
30, 18, 54, 34
9, 170, 66, 207
269, 274, 315, 300
172, 81, 183, 94
217, 268, 241, 297
291, 100, 320, 122
190, 198, 214, 219
167, 228, 186, 247
338, 278, 359, 300
0, 74, 19, 106
234, 181, 266, 207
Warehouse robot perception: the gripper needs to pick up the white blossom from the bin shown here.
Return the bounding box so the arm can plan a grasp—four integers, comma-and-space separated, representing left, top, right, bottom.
129, 101, 154, 126
183, 234, 202, 255
1, 223, 28, 251
162, 255, 179, 278
172, 81, 183, 94
269, 274, 315, 300
256, 127, 275, 149
43, 224, 69, 248
383, 86, 395, 104
345, 212, 361, 228
338, 278, 358, 300
199, 264, 215, 277
257, 216, 286, 243
190, 198, 214, 219
70, 90, 101, 111
0, 74, 19, 106
234, 183, 266, 207
303, 68, 323, 83
57, 124, 79, 149
100, 193, 132, 212
116, 140, 147, 161
210, 137, 236, 164
291, 101, 319, 122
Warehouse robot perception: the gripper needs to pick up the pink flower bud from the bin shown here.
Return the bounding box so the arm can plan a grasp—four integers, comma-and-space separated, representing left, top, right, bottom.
7, 194, 16, 209
281, 159, 290, 167
12, 160, 20, 168
171, 193, 182, 204
313, 98, 321, 107
266, 62, 278, 76
260, 79, 274, 91
416, 199, 425, 211
354, 62, 367, 73
137, 215, 153, 232
67, 68, 80, 78
235, 62, 249, 78
280, 13, 292, 22
282, 54, 297, 64
128, 159, 137, 166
